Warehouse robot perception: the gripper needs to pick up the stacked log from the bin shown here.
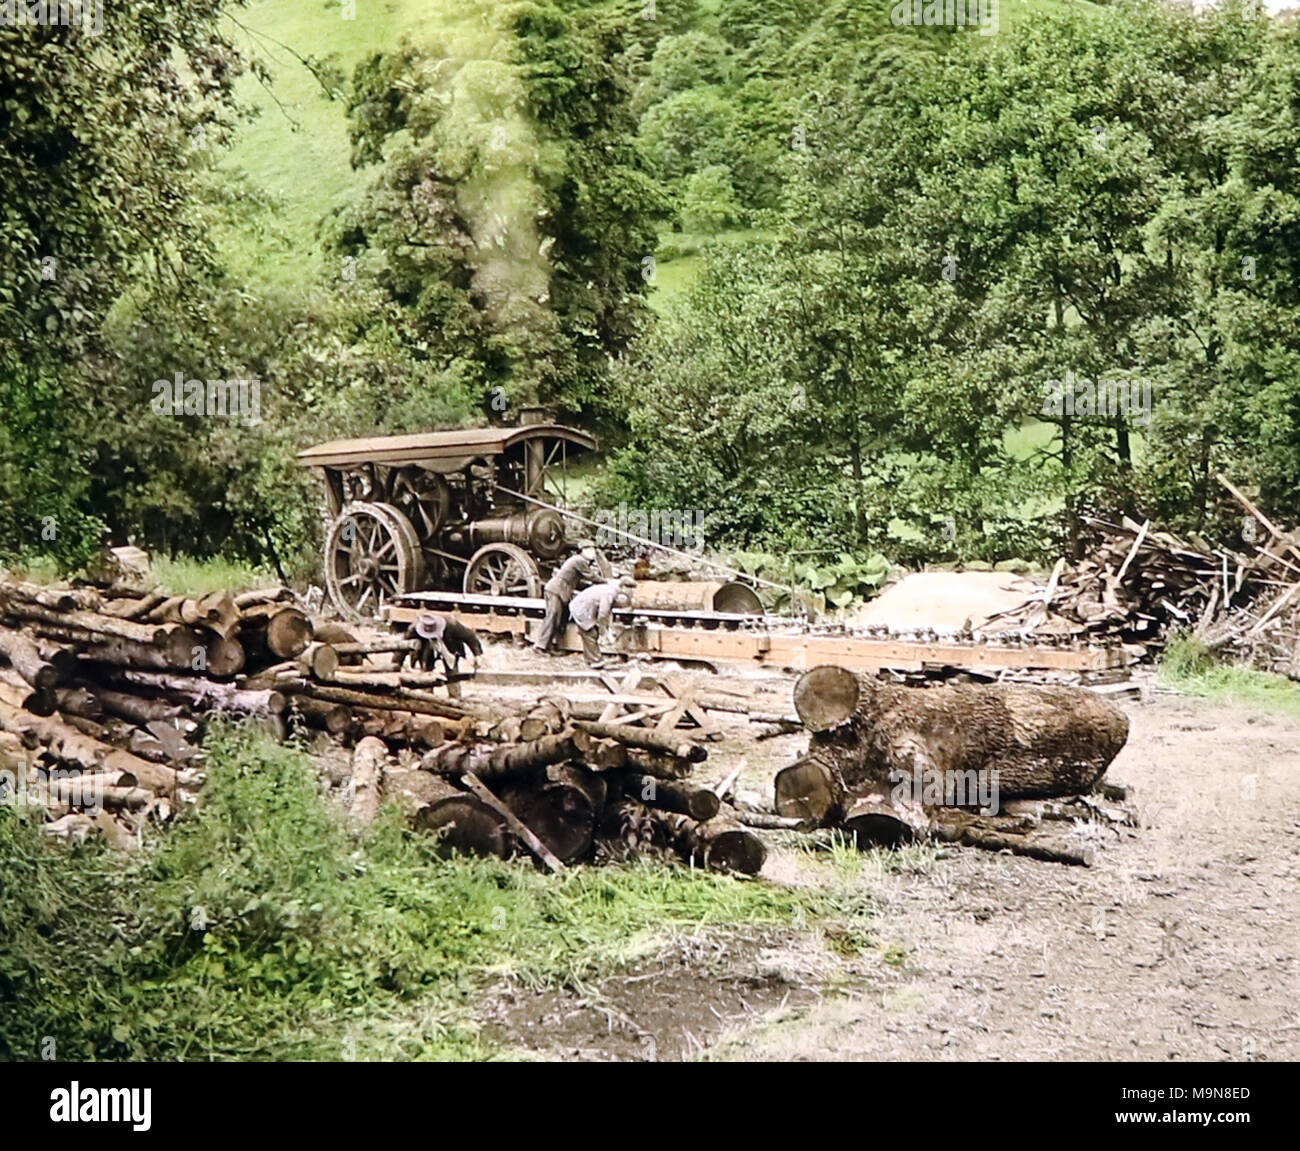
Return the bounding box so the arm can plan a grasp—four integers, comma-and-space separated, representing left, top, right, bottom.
0, 573, 763, 873
0, 575, 320, 841
390, 717, 765, 873
980, 482, 1300, 675
774, 664, 1131, 864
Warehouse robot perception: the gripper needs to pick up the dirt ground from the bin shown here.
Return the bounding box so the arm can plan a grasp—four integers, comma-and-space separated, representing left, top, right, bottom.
458, 644, 1300, 1062
722, 689, 1300, 1062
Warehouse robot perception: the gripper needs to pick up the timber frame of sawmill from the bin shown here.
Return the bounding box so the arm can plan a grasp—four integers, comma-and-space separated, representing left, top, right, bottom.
385, 591, 1129, 678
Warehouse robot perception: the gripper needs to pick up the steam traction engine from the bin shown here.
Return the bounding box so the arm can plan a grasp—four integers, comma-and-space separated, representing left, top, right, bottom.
297, 422, 597, 621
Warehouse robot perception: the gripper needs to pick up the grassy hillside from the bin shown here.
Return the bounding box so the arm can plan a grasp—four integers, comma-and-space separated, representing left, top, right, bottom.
217, 0, 1097, 300
216, 0, 453, 289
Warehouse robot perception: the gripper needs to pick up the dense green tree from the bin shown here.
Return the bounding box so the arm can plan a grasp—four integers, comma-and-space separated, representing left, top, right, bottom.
610, 2, 1300, 562
0, 2, 247, 566
337, 0, 662, 416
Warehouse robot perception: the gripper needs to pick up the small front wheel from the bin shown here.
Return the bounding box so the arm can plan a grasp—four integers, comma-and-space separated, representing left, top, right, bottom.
462, 543, 542, 598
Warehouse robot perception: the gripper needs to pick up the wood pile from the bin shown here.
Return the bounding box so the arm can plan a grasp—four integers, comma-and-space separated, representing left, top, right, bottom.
356, 695, 767, 874
0, 577, 320, 842
979, 476, 1300, 675
772, 664, 1134, 865
0, 574, 766, 872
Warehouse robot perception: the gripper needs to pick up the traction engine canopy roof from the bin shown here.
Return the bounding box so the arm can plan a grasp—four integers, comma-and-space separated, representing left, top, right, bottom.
296, 424, 597, 475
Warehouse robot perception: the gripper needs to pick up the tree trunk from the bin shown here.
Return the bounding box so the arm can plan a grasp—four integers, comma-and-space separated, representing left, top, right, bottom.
519, 698, 571, 741
239, 604, 313, 660
94, 688, 186, 726
618, 747, 692, 780
278, 681, 471, 720
840, 782, 929, 848
574, 720, 706, 761
351, 709, 445, 749
408, 773, 513, 859
0, 628, 61, 689
116, 670, 286, 715
618, 772, 720, 821
499, 764, 604, 863
790, 665, 1129, 800
626, 801, 765, 874
233, 587, 293, 610
296, 642, 339, 681
419, 732, 577, 781
0, 701, 182, 794
54, 687, 102, 719
349, 736, 387, 825
287, 695, 353, 735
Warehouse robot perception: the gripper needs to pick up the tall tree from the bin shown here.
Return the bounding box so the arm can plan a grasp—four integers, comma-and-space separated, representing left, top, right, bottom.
337, 0, 663, 417
0, 1, 246, 566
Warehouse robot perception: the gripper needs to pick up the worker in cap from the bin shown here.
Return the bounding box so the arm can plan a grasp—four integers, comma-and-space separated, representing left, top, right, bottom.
533, 544, 600, 654
568, 575, 635, 668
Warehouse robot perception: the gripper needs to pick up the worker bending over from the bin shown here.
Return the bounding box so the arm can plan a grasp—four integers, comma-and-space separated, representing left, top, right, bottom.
567, 576, 635, 668
404, 613, 482, 696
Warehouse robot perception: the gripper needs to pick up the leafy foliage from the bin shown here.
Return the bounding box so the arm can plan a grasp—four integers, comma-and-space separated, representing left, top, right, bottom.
0, 725, 844, 1060
611, 2, 1300, 563
335, 0, 663, 414
0, 1, 247, 566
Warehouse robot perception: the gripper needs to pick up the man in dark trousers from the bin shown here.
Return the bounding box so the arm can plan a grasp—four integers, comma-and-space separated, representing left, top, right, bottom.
533, 545, 598, 654
404, 613, 482, 696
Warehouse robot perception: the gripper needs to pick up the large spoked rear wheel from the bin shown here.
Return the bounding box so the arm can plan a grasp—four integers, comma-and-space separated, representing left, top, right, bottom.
463, 543, 542, 598
325, 501, 423, 621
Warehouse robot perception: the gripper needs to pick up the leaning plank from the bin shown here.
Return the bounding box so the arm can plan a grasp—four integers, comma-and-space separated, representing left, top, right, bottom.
462, 771, 564, 872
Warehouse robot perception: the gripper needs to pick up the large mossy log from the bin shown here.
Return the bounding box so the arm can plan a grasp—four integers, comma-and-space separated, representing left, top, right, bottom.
789, 664, 1129, 802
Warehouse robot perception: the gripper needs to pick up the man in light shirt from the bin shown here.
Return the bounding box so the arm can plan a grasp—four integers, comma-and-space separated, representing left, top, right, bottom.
567, 575, 635, 667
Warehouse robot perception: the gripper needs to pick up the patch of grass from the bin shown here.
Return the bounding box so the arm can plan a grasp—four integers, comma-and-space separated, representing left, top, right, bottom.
650, 227, 767, 311
1, 554, 276, 595
217, 0, 454, 291
1159, 633, 1300, 716
151, 554, 279, 597
0, 725, 865, 1061
0, 555, 61, 584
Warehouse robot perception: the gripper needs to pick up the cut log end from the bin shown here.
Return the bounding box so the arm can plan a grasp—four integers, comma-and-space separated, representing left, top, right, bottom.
416, 798, 513, 859
267, 607, 314, 659
703, 828, 766, 875
842, 806, 919, 849
774, 755, 841, 825
793, 664, 863, 732
504, 785, 595, 863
